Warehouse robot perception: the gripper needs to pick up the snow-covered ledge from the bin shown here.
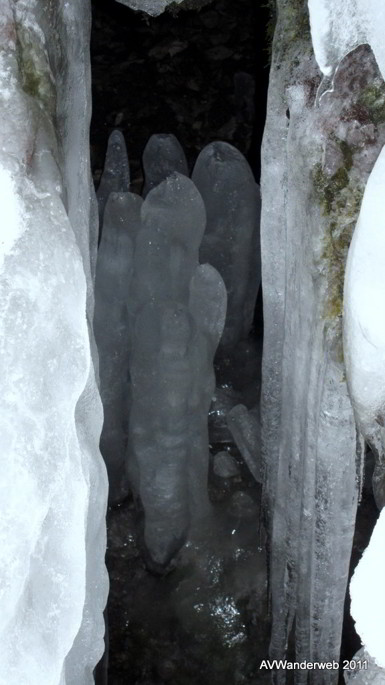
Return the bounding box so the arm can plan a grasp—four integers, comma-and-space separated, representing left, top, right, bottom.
0, 1, 108, 683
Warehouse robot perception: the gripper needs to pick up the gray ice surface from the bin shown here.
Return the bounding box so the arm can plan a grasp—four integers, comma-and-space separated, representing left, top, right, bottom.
142, 133, 188, 197
192, 141, 261, 350
94, 192, 142, 503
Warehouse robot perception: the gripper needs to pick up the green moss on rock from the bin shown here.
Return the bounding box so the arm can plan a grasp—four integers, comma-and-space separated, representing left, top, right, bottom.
312, 141, 364, 351
15, 23, 55, 114
358, 83, 385, 125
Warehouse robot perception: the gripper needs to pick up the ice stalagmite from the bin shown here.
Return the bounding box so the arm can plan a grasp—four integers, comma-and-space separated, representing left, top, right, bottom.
96, 129, 130, 230
260, 0, 385, 679
142, 133, 188, 198
94, 192, 142, 503
0, 1, 108, 684
128, 173, 226, 567
192, 141, 260, 350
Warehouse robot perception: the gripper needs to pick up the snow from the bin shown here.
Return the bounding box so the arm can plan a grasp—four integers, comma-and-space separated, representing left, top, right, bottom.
344, 144, 385, 433
308, 0, 385, 81
350, 508, 385, 668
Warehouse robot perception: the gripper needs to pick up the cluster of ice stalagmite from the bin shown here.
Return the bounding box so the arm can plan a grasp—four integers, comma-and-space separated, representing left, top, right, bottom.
96, 130, 260, 566
0, 1, 108, 684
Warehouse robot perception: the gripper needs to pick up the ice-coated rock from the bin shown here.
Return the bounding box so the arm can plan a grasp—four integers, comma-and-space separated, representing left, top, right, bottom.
0, 1, 108, 684
260, 2, 385, 678
94, 191, 142, 503
142, 133, 188, 197
96, 130, 130, 230
127, 175, 226, 567
192, 141, 261, 350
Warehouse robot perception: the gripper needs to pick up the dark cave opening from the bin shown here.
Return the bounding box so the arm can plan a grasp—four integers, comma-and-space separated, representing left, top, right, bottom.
90, 2, 379, 684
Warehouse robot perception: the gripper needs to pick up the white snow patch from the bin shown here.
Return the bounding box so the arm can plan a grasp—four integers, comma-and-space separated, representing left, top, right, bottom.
344, 145, 385, 425
308, 0, 385, 80
350, 507, 385, 668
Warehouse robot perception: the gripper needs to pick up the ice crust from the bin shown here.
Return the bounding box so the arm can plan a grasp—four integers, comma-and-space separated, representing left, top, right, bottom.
0, 1, 108, 683
142, 133, 188, 197
192, 141, 261, 349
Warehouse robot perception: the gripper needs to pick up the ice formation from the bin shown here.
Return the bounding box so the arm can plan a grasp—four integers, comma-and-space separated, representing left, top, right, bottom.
94, 191, 142, 503
0, 1, 108, 684
192, 141, 261, 350
142, 133, 188, 197
260, 0, 385, 678
127, 174, 227, 566
96, 130, 130, 231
